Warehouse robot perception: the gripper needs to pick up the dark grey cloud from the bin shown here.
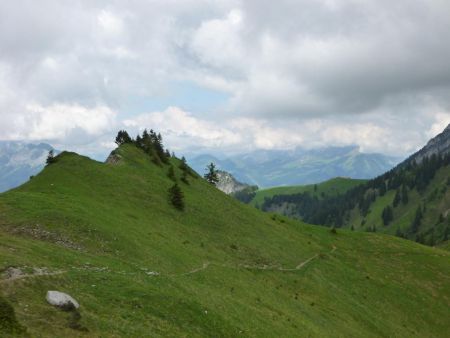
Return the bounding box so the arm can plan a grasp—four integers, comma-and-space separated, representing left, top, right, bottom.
0, 0, 449, 156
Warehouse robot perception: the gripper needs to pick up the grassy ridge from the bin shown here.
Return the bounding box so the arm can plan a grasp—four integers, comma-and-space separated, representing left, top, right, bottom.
250, 177, 367, 207
0, 145, 449, 337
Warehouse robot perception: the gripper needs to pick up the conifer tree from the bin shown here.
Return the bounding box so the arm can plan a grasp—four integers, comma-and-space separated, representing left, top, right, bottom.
46, 150, 56, 165
179, 156, 189, 171
381, 205, 393, 225
410, 206, 423, 233
393, 189, 401, 208
115, 130, 132, 145
168, 183, 184, 210
204, 162, 219, 186
135, 134, 143, 149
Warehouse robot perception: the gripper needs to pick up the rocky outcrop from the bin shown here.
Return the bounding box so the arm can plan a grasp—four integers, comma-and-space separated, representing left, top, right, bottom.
412, 124, 450, 164
105, 152, 122, 165
216, 170, 250, 194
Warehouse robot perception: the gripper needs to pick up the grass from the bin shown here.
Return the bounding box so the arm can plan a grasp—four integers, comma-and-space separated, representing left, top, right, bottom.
250, 177, 367, 207
0, 144, 449, 337
347, 165, 450, 242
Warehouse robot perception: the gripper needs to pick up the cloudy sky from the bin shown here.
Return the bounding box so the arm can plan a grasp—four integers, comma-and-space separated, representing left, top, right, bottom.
1, 0, 450, 159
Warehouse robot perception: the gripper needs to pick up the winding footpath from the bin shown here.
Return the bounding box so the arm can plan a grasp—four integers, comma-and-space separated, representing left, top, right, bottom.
1, 246, 337, 282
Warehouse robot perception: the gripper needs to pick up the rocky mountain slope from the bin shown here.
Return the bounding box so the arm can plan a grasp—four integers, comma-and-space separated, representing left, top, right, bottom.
0, 142, 54, 192
216, 170, 251, 194
189, 146, 400, 188
409, 124, 450, 164
0, 137, 449, 337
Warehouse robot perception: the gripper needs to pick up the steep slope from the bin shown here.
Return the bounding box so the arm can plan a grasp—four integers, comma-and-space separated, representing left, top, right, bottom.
189, 146, 399, 188
0, 144, 449, 337
259, 124, 450, 245
411, 124, 450, 164
250, 177, 367, 208
0, 142, 54, 192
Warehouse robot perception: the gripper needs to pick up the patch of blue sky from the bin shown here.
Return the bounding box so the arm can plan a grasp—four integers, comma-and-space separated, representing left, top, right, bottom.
122, 81, 230, 117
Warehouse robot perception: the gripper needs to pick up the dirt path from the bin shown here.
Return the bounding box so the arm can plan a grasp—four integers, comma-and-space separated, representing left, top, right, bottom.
0, 267, 66, 284
175, 245, 337, 276
0, 246, 337, 281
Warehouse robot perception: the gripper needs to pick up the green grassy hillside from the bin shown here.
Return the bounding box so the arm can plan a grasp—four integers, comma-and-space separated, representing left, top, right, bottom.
346, 165, 450, 243
0, 145, 449, 337
258, 153, 450, 246
250, 177, 366, 207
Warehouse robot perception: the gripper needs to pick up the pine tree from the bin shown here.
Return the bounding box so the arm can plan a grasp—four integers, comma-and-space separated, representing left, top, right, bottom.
393, 189, 401, 208
179, 156, 189, 171
179, 156, 195, 179
115, 130, 132, 145
410, 206, 423, 233
204, 162, 219, 186
168, 183, 184, 210
46, 150, 56, 165
135, 134, 143, 149
382, 205, 393, 225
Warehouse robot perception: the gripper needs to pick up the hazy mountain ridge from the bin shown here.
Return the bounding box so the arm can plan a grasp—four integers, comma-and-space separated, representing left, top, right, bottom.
0, 141, 54, 192
189, 146, 400, 188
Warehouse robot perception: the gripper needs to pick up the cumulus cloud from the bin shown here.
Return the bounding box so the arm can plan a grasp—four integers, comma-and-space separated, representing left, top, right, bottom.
0, 102, 117, 144
123, 106, 450, 156
123, 107, 242, 152
0, 0, 449, 157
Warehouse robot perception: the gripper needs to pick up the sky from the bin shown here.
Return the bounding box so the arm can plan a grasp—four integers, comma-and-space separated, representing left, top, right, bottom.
1, 0, 450, 159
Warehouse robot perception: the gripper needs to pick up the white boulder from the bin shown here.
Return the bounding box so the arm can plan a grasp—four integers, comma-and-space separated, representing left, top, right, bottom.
46, 291, 79, 309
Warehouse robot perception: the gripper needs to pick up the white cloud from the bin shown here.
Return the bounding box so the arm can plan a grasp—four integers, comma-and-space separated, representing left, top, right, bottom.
97, 10, 124, 36
0, 0, 449, 157
5, 103, 117, 143
123, 106, 242, 151
122, 106, 450, 156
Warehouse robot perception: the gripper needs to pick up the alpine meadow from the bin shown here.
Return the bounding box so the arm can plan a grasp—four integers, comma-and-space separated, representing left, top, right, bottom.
1, 1, 450, 337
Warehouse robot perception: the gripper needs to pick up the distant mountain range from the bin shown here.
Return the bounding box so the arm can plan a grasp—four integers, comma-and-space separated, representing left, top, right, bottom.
189, 146, 401, 188
0, 141, 53, 192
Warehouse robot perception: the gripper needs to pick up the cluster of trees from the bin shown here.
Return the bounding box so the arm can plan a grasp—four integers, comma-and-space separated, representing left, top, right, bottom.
114, 130, 195, 210
259, 152, 450, 244
114, 130, 223, 211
